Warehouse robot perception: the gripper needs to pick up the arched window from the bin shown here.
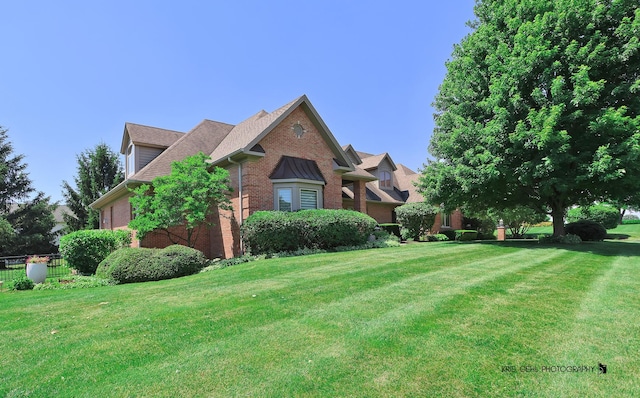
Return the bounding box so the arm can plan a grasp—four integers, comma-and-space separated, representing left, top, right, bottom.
126, 143, 135, 177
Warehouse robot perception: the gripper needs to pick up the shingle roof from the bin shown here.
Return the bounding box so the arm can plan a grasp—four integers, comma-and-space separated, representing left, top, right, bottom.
209, 97, 301, 163
341, 144, 363, 165
131, 119, 234, 182
341, 165, 378, 181
394, 163, 422, 203
358, 152, 397, 171
121, 123, 184, 153
356, 150, 375, 159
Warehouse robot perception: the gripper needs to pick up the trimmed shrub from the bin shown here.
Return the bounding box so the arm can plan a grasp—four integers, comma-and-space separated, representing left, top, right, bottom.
242, 209, 377, 255
394, 203, 439, 241
462, 216, 496, 239
565, 220, 607, 241
440, 230, 457, 241
622, 218, 640, 224
426, 234, 449, 242
378, 223, 401, 239
60, 229, 132, 275
455, 230, 478, 241
97, 245, 208, 284
567, 204, 619, 230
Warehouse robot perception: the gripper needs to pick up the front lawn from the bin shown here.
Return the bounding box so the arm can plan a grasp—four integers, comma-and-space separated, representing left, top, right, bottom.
1, 236, 639, 397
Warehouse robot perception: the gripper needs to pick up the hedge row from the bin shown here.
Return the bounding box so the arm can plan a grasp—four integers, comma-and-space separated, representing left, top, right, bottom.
241, 209, 377, 255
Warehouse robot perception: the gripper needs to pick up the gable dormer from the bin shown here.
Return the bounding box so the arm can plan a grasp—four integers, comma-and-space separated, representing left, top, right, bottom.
341, 144, 362, 166
121, 123, 184, 178
357, 152, 397, 190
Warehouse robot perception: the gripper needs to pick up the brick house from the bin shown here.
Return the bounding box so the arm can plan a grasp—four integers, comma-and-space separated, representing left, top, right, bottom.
91, 95, 462, 258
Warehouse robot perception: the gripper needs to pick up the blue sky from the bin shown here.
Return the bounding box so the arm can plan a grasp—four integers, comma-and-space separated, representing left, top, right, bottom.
1, 0, 476, 203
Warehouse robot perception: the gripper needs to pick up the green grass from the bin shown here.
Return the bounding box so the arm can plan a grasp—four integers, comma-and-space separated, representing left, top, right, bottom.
2, 230, 640, 397
0, 265, 73, 286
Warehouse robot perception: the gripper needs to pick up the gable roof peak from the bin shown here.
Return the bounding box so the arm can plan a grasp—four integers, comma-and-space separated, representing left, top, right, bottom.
358, 152, 397, 171
209, 94, 352, 172
121, 123, 185, 154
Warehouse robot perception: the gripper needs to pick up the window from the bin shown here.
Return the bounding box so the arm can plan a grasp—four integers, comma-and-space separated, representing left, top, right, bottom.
273, 183, 323, 211
277, 188, 293, 212
441, 211, 451, 227
379, 171, 392, 189
126, 143, 135, 176
300, 189, 318, 210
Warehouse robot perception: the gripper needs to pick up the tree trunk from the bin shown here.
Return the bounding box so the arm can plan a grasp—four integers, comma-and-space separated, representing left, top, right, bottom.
551, 204, 566, 237
619, 208, 626, 225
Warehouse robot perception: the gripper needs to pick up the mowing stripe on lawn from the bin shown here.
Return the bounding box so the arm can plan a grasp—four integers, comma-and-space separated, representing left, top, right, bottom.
2, 241, 638, 397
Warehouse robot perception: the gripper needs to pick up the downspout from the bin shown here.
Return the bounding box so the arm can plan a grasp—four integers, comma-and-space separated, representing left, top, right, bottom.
227, 157, 244, 254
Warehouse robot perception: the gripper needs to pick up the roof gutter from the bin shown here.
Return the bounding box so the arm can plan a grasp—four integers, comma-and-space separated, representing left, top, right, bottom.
89, 178, 146, 210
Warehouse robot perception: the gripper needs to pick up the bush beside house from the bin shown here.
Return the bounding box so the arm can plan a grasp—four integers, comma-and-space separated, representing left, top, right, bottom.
394, 203, 439, 241
96, 245, 209, 284
241, 209, 377, 255
59, 229, 132, 275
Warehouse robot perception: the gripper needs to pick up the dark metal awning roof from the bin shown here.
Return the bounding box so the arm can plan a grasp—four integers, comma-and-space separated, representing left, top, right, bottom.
269, 156, 326, 183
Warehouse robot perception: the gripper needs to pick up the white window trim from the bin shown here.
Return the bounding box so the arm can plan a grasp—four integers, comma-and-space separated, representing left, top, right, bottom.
126, 143, 135, 177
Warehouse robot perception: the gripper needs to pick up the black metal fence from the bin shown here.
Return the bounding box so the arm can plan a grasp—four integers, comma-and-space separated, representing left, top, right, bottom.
0, 254, 72, 283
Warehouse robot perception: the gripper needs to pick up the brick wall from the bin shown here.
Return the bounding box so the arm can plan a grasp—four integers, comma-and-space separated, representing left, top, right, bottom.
244, 107, 343, 213
431, 209, 464, 233
140, 224, 212, 258
366, 202, 396, 224
212, 164, 242, 259
99, 195, 132, 231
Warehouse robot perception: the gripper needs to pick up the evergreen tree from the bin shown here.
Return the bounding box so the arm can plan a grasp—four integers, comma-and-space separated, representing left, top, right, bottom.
0, 126, 58, 255
62, 143, 124, 230
0, 126, 33, 212
420, 0, 640, 236
6, 192, 58, 254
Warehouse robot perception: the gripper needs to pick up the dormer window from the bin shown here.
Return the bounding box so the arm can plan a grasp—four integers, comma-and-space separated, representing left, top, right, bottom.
126, 143, 135, 177
379, 171, 392, 189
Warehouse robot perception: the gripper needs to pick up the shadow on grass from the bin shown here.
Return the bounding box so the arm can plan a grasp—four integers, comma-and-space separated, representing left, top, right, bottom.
473, 239, 640, 258
606, 233, 631, 240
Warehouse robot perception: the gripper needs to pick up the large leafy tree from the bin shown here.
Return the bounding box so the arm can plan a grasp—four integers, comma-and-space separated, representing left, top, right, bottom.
62, 143, 124, 231
128, 152, 233, 248
0, 126, 57, 255
420, 0, 640, 236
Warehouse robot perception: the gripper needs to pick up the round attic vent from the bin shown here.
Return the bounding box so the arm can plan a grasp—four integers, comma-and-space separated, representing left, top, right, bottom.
292, 122, 306, 138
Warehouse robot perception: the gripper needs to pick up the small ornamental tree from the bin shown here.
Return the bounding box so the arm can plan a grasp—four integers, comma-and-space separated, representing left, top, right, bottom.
394, 202, 439, 241
488, 205, 547, 239
128, 153, 233, 248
